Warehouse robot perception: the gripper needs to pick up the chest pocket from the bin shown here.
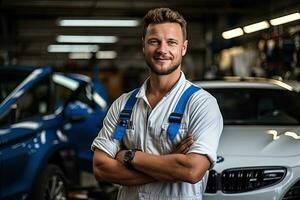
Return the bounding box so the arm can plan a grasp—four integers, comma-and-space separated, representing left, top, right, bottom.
113, 88, 139, 141
122, 126, 137, 149
165, 85, 200, 141
160, 123, 188, 154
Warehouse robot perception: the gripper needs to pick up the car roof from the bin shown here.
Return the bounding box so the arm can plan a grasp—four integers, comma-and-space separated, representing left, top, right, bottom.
194, 77, 295, 91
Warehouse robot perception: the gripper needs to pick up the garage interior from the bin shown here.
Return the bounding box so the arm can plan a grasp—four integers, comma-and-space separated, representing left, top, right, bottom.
1, 0, 299, 99
1, 1, 300, 200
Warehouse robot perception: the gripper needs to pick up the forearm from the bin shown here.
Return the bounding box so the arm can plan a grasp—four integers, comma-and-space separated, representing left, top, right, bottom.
93, 149, 155, 186
132, 151, 209, 183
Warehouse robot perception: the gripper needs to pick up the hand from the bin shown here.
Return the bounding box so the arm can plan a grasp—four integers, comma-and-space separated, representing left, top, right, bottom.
171, 134, 193, 154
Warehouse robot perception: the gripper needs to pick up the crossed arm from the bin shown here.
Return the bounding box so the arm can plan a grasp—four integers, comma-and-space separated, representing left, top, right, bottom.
93, 134, 211, 186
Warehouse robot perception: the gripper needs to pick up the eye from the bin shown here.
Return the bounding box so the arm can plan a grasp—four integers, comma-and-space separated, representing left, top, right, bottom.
168, 40, 178, 46
148, 39, 160, 45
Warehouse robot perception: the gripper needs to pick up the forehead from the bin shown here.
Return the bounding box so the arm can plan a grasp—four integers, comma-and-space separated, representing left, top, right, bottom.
145, 23, 183, 40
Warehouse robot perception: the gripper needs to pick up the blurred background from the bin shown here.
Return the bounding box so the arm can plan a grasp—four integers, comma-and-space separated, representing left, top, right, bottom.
1, 1, 300, 200
1, 0, 299, 100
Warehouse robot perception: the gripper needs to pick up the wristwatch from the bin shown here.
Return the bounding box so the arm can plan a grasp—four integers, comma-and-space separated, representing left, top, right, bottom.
123, 149, 138, 169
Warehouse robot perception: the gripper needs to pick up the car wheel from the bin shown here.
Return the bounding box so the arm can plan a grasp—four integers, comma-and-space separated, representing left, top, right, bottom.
33, 164, 68, 200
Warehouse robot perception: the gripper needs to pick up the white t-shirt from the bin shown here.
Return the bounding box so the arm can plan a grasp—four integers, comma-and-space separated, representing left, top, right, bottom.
92, 72, 223, 200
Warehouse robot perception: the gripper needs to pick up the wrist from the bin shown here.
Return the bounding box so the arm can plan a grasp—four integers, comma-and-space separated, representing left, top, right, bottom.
123, 149, 140, 169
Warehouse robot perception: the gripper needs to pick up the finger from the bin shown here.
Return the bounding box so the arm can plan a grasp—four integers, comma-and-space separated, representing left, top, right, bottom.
177, 138, 193, 153
172, 134, 193, 154
180, 139, 194, 154
176, 135, 193, 148
182, 148, 189, 154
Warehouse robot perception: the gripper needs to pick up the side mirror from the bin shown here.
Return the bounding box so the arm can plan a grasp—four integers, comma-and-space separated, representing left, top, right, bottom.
64, 101, 92, 122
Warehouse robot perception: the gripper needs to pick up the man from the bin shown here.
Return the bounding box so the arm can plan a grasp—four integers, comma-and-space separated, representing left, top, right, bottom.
92, 7, 223, 199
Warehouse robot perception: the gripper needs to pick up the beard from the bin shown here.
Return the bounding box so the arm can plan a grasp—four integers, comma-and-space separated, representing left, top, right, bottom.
145, 56, 182, 76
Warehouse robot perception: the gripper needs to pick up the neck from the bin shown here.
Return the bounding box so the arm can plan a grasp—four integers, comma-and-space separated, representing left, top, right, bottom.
147, 69, 181, 96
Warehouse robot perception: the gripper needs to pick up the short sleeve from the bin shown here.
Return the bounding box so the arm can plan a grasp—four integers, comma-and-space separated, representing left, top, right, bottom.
187, 90, 223, 168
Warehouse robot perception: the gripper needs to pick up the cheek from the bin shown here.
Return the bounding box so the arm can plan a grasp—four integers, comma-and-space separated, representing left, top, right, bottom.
144, 46, 155, 55
173, 49, 184, 58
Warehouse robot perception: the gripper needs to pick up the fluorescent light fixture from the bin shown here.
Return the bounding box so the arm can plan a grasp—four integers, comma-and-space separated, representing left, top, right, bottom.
47, 44, 99, 53
96, 51, 117, 59
69, 52, 92, 59
58, 19, 139, 27
222, 28, 244, 39
243, 21, 270, 33
56, 35, 118, 43
68, 51, 117, 59
270, 12, 300, 26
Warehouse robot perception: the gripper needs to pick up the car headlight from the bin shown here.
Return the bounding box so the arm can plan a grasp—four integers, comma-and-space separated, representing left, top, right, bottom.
205, 167, 286, 194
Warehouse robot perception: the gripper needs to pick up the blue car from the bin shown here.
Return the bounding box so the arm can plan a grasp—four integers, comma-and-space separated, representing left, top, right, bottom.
0, 66, 109, 200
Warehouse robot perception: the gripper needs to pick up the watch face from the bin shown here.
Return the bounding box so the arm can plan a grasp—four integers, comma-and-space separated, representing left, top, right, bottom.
124, 150, 133, 163
124, 150, 136, 169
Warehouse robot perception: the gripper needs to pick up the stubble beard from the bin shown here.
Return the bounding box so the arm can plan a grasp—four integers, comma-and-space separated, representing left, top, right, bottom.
145, 57, 182, 76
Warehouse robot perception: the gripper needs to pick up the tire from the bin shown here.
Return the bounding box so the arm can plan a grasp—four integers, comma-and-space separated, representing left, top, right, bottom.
32, 164, 68, 200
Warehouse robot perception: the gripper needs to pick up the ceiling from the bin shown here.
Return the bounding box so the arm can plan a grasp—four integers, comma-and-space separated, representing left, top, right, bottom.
0, 0, 299, 71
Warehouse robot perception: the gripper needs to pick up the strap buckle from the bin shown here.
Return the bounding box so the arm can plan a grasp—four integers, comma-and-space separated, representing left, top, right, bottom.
168, 112, 183, 123
119, 109, 131, 119
118, 109, 132, 127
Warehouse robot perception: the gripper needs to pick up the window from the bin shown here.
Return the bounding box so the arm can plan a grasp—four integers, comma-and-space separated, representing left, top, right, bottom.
16, 76, 52, 122
207, 88, 300, 125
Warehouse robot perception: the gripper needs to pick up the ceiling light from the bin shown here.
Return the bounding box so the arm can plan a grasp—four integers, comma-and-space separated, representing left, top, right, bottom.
96, 51, 117, 59
69, 52, 92, 59
270, 12, 300, 26
58, 19, 139, 27
222, 28, 244, 39
47, 45, 99, 53
57, 35, 118, 43
243, 21, 270, 33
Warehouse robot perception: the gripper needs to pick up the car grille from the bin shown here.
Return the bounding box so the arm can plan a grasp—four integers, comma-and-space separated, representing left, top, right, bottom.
282, 180, 300, 200
205, 167, 286, 194
205, 170, 218, 193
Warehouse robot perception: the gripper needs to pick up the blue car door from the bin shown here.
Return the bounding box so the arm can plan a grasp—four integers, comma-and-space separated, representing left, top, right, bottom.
0, 119, 43, 198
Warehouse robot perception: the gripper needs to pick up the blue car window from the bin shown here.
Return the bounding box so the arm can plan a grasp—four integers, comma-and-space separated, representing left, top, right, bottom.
54, 82, 74, 109
16, 75, 52, 122
77, 84, 94, 109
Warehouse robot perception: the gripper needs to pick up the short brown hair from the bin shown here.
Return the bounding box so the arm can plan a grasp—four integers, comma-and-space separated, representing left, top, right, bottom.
142, 8, 187, 40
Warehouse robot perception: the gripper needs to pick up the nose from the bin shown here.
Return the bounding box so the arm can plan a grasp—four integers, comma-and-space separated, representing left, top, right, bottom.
156, 41, 168, 54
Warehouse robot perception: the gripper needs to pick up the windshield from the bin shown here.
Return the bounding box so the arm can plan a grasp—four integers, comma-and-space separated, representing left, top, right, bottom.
206, 88, 300, 125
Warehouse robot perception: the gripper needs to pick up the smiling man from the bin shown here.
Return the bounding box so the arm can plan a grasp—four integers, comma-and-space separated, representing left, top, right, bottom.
92, 7, 223, 200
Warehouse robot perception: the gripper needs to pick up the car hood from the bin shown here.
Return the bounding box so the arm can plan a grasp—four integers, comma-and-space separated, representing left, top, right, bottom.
218, 125, 300, 157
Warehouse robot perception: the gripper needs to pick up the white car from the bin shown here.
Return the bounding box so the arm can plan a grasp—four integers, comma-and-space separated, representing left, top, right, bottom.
197, 77, 300, 200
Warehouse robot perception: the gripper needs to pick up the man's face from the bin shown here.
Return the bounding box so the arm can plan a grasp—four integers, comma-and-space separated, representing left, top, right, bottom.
143, 23, 188, 76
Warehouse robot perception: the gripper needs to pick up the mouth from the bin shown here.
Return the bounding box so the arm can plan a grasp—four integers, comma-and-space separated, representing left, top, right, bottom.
153, 56, 171, 61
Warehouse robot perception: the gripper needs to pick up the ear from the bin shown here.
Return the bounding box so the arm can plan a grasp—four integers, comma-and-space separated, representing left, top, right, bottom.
182, 40, 188, 56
